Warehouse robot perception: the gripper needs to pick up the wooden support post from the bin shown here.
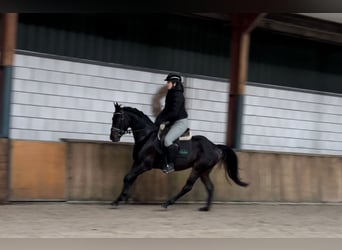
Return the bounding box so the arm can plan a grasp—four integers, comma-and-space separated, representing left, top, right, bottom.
0, 13, 18, 66
0, 13, 17, 203
0, 13, 18, 138
227, 13, 265, 149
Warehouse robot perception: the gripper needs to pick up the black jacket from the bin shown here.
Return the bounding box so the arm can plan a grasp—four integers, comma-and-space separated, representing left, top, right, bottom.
155, 86, 188, 127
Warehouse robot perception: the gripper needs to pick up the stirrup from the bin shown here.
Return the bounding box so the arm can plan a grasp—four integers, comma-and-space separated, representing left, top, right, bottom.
163, 163, 174, 174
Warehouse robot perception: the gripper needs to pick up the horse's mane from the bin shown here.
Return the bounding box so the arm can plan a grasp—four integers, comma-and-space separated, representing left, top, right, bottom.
123, 106, 154, 125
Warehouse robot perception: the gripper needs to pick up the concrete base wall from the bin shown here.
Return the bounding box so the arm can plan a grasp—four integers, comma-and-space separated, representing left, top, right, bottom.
0, 139, 9, 203
65, 140, 342, 203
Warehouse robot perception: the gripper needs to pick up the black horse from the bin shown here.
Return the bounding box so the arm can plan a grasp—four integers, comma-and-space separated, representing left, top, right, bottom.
110, 102, 248, 211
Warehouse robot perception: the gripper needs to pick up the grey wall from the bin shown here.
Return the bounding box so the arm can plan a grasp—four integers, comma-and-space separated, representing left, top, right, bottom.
11, 53, 229, 144
11, 53, 342, 156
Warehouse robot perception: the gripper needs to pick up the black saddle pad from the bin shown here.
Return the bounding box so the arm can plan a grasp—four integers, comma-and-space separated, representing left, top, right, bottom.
176, 140, 192, 159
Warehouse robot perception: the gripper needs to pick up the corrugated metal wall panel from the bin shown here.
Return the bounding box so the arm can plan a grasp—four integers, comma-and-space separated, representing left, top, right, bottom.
249, 29, 342, 94
17, 14, 231, 80
17, 14, 342, 94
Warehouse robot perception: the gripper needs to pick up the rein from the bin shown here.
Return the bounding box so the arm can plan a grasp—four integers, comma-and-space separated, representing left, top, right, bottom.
111, 127, 148, 135
111, 127, 131, 136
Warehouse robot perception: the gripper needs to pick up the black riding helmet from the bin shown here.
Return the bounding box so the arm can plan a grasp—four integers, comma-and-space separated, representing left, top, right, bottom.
164, 73, 182, 83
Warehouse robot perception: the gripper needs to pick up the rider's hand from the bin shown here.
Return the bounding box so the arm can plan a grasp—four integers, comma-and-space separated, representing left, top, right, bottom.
160, 123, 166, 131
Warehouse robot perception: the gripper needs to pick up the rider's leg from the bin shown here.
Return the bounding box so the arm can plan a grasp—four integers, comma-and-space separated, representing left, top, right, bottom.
164, 144, 178, 173
164, 118, 188, 173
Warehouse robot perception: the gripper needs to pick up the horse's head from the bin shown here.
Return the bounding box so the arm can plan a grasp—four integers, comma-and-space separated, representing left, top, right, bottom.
110, 102, 156, 142
110, 102, 129, 142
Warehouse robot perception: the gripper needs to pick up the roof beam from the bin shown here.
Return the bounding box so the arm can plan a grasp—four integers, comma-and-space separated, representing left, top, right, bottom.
257, 13, 342, 45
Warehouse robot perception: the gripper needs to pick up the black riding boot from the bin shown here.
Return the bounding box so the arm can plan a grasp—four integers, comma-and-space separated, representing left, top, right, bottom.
164, 144, 178, 174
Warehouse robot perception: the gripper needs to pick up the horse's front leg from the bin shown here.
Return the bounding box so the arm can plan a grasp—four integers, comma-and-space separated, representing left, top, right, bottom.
111, 162, 149, 207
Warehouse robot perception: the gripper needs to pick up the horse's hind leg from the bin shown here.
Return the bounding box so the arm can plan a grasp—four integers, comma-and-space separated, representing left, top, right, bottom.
161, 169, 200, 209
199, 172, 214, 211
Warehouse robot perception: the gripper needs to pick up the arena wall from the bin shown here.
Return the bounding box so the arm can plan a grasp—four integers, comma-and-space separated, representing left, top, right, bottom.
7, 53, 342, 202
0, 139, 9, 203
6, 15, 342, 203
10, 140, 66, 200
65, 141, 342, 203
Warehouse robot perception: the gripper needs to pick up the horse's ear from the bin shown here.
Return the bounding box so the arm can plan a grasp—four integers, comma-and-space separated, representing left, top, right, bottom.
113, 102, 121, 111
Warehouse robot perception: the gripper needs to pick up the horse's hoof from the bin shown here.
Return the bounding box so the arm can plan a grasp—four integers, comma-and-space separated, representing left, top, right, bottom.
110, 201, 119, 206
161, 203, 169, 209
198, 207, 210, 212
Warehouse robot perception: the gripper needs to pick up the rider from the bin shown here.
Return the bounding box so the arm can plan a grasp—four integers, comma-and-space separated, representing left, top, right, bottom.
155, 73, 189, 174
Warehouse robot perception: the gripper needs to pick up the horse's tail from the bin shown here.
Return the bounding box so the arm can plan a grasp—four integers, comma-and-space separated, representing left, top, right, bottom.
216, 144, 249, 187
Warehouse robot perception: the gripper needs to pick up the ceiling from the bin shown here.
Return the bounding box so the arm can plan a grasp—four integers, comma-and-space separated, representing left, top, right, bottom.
193, 13, 342, 45
257, 13, 342, 45
298, 13, 342, 24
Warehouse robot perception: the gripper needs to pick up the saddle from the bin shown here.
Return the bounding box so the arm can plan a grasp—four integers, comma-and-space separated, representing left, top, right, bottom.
155, 124, 192, 159
158, 127, 192, 141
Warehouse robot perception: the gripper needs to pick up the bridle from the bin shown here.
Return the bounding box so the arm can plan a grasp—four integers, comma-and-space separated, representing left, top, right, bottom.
111, 109, 155, 141
111, 111, 131, 137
